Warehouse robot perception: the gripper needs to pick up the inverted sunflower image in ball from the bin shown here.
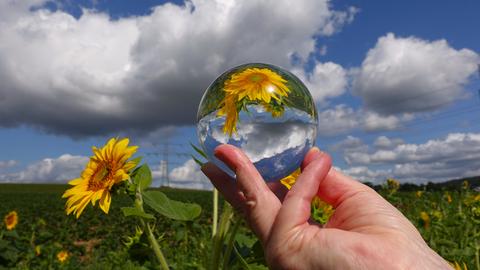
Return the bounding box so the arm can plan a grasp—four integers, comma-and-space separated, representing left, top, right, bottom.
197, 63, 317, 181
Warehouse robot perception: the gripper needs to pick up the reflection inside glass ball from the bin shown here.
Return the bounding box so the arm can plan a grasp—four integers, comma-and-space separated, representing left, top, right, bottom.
196, 63, 318, 181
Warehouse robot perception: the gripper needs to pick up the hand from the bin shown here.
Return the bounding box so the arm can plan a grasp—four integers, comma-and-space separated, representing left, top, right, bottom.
202, 145, 451, 270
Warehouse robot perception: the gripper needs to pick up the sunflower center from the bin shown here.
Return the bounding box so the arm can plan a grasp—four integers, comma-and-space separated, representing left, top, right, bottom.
88, 163, 114, 191
249, 73, 267, 83
6, 215, 15, 225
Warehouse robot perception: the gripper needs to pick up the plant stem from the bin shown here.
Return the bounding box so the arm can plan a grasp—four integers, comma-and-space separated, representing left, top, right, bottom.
211, 203, 233, 270
212, 188, 219, 237
145, 221, 170, 270
135, 189, 169, 270
222, 215, 241, 270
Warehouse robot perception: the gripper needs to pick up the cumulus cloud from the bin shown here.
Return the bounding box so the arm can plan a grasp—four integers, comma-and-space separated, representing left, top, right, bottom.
0, 0, 355, 137
317, 105, 359, 136
373, 136, 404, 149
0, 160, 18, 170
0, 154, 88, 183
317, 104, 411, 136
329, 135, 366, 152
292, 61, 348, 102
338, 166, 390, 184
353, 33, 479, 115
340, 133, 480, 183
166, 159, 212, 190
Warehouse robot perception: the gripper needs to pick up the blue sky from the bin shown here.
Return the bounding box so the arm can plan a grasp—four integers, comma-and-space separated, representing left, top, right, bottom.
0, 0, 479, 188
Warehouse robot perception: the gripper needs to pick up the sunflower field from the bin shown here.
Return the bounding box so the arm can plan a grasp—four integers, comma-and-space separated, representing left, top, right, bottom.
0, 180, 479, 270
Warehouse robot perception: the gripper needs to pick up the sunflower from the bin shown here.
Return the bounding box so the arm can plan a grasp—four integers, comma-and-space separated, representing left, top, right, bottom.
217, 95, 239, 135
279, 168, 301, 190
218, 67, 290, 135
4, 211, 18, 230
420, 211, 430, 229
62, 138, 139, 218
311, 197, 334, 223
57, 250, 69, 263
35, 245, 41, 256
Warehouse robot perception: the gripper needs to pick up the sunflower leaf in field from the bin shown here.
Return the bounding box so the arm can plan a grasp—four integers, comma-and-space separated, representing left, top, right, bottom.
0, 239, 8, 249
121, 207, 155, 220
142, 191, 202, 221
2, 230, 19, 238
131, 164, 152, 191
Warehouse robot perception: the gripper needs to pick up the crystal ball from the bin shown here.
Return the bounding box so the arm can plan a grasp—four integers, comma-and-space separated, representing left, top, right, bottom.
196, 63, 318, 182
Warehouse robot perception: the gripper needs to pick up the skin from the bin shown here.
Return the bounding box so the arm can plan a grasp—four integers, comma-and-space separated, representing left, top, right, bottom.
202, 145, 452, 270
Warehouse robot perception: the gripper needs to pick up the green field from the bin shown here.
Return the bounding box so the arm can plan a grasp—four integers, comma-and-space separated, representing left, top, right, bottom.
0, 183, 479, 269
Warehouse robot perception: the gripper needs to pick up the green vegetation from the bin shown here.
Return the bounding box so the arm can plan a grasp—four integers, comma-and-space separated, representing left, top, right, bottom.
0, 183, 479, 269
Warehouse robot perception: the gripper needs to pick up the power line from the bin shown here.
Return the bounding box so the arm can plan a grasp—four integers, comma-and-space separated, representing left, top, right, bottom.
146, 141, 191, 187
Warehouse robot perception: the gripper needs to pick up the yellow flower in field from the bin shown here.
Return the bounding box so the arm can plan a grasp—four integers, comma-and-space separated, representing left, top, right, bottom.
431, 210, 443, 221
415, 190, 424, 198
386, 178, 400, 192
462, 180, 469, 190
279, 168, 301, 189
474, 194, 480, 202
62, 138, 139, 218
218, 67, 290, 135
35, 245, 41, 256
4, 211, 18, 230
420, 211, 430, 229
57, 250, 69, 263
445, 192, 452, 204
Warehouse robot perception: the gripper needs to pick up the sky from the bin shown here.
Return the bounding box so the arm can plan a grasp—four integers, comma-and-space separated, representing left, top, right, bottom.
0, 0, 479, 189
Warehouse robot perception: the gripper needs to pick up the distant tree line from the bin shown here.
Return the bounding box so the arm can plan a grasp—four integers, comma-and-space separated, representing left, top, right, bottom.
363, 175, 480, 192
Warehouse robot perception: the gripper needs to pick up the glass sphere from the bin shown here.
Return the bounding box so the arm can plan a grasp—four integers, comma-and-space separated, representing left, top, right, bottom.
196, 63, 318, 182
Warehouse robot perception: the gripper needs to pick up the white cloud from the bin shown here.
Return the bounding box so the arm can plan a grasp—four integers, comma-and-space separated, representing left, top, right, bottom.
0, 0, 354, 137
340, 133, 480, 184
329, 135, 367, 152
317, 105, 359, 136
363, 112, 403, 131
0, 160, 17, 170
317, 104, 411, 136
373, 136, 404, 149
167, 159, 212, 190
0, 154, 88, 183
292, 61, 348, 103
338, 166, 390, 184
353, 33, 479, 115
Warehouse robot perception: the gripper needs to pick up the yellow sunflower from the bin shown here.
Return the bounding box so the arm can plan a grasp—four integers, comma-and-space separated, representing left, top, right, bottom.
35, 245, 41, 256
218, 67, 290, 135
217, 95, 239, 135
62, 138, 139, 218
279, 168, 301, 190
57, 250, 69, 263
4, 211, 18, 230
420, 211, 430, 229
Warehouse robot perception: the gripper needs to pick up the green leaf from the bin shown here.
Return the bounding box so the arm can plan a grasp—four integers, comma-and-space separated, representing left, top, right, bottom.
0, 239, 8, 250
191, 155, 205, 167
132, 164, 152, 191
142, 191, 202, 221
190, 143, 207, 159
121, 207, 155, 220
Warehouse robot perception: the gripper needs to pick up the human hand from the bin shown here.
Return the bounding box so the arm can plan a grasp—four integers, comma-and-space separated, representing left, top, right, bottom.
202, 144, 452, 270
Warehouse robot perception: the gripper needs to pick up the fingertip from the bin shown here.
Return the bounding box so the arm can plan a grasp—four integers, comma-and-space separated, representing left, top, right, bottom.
301, 147, 326, 170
